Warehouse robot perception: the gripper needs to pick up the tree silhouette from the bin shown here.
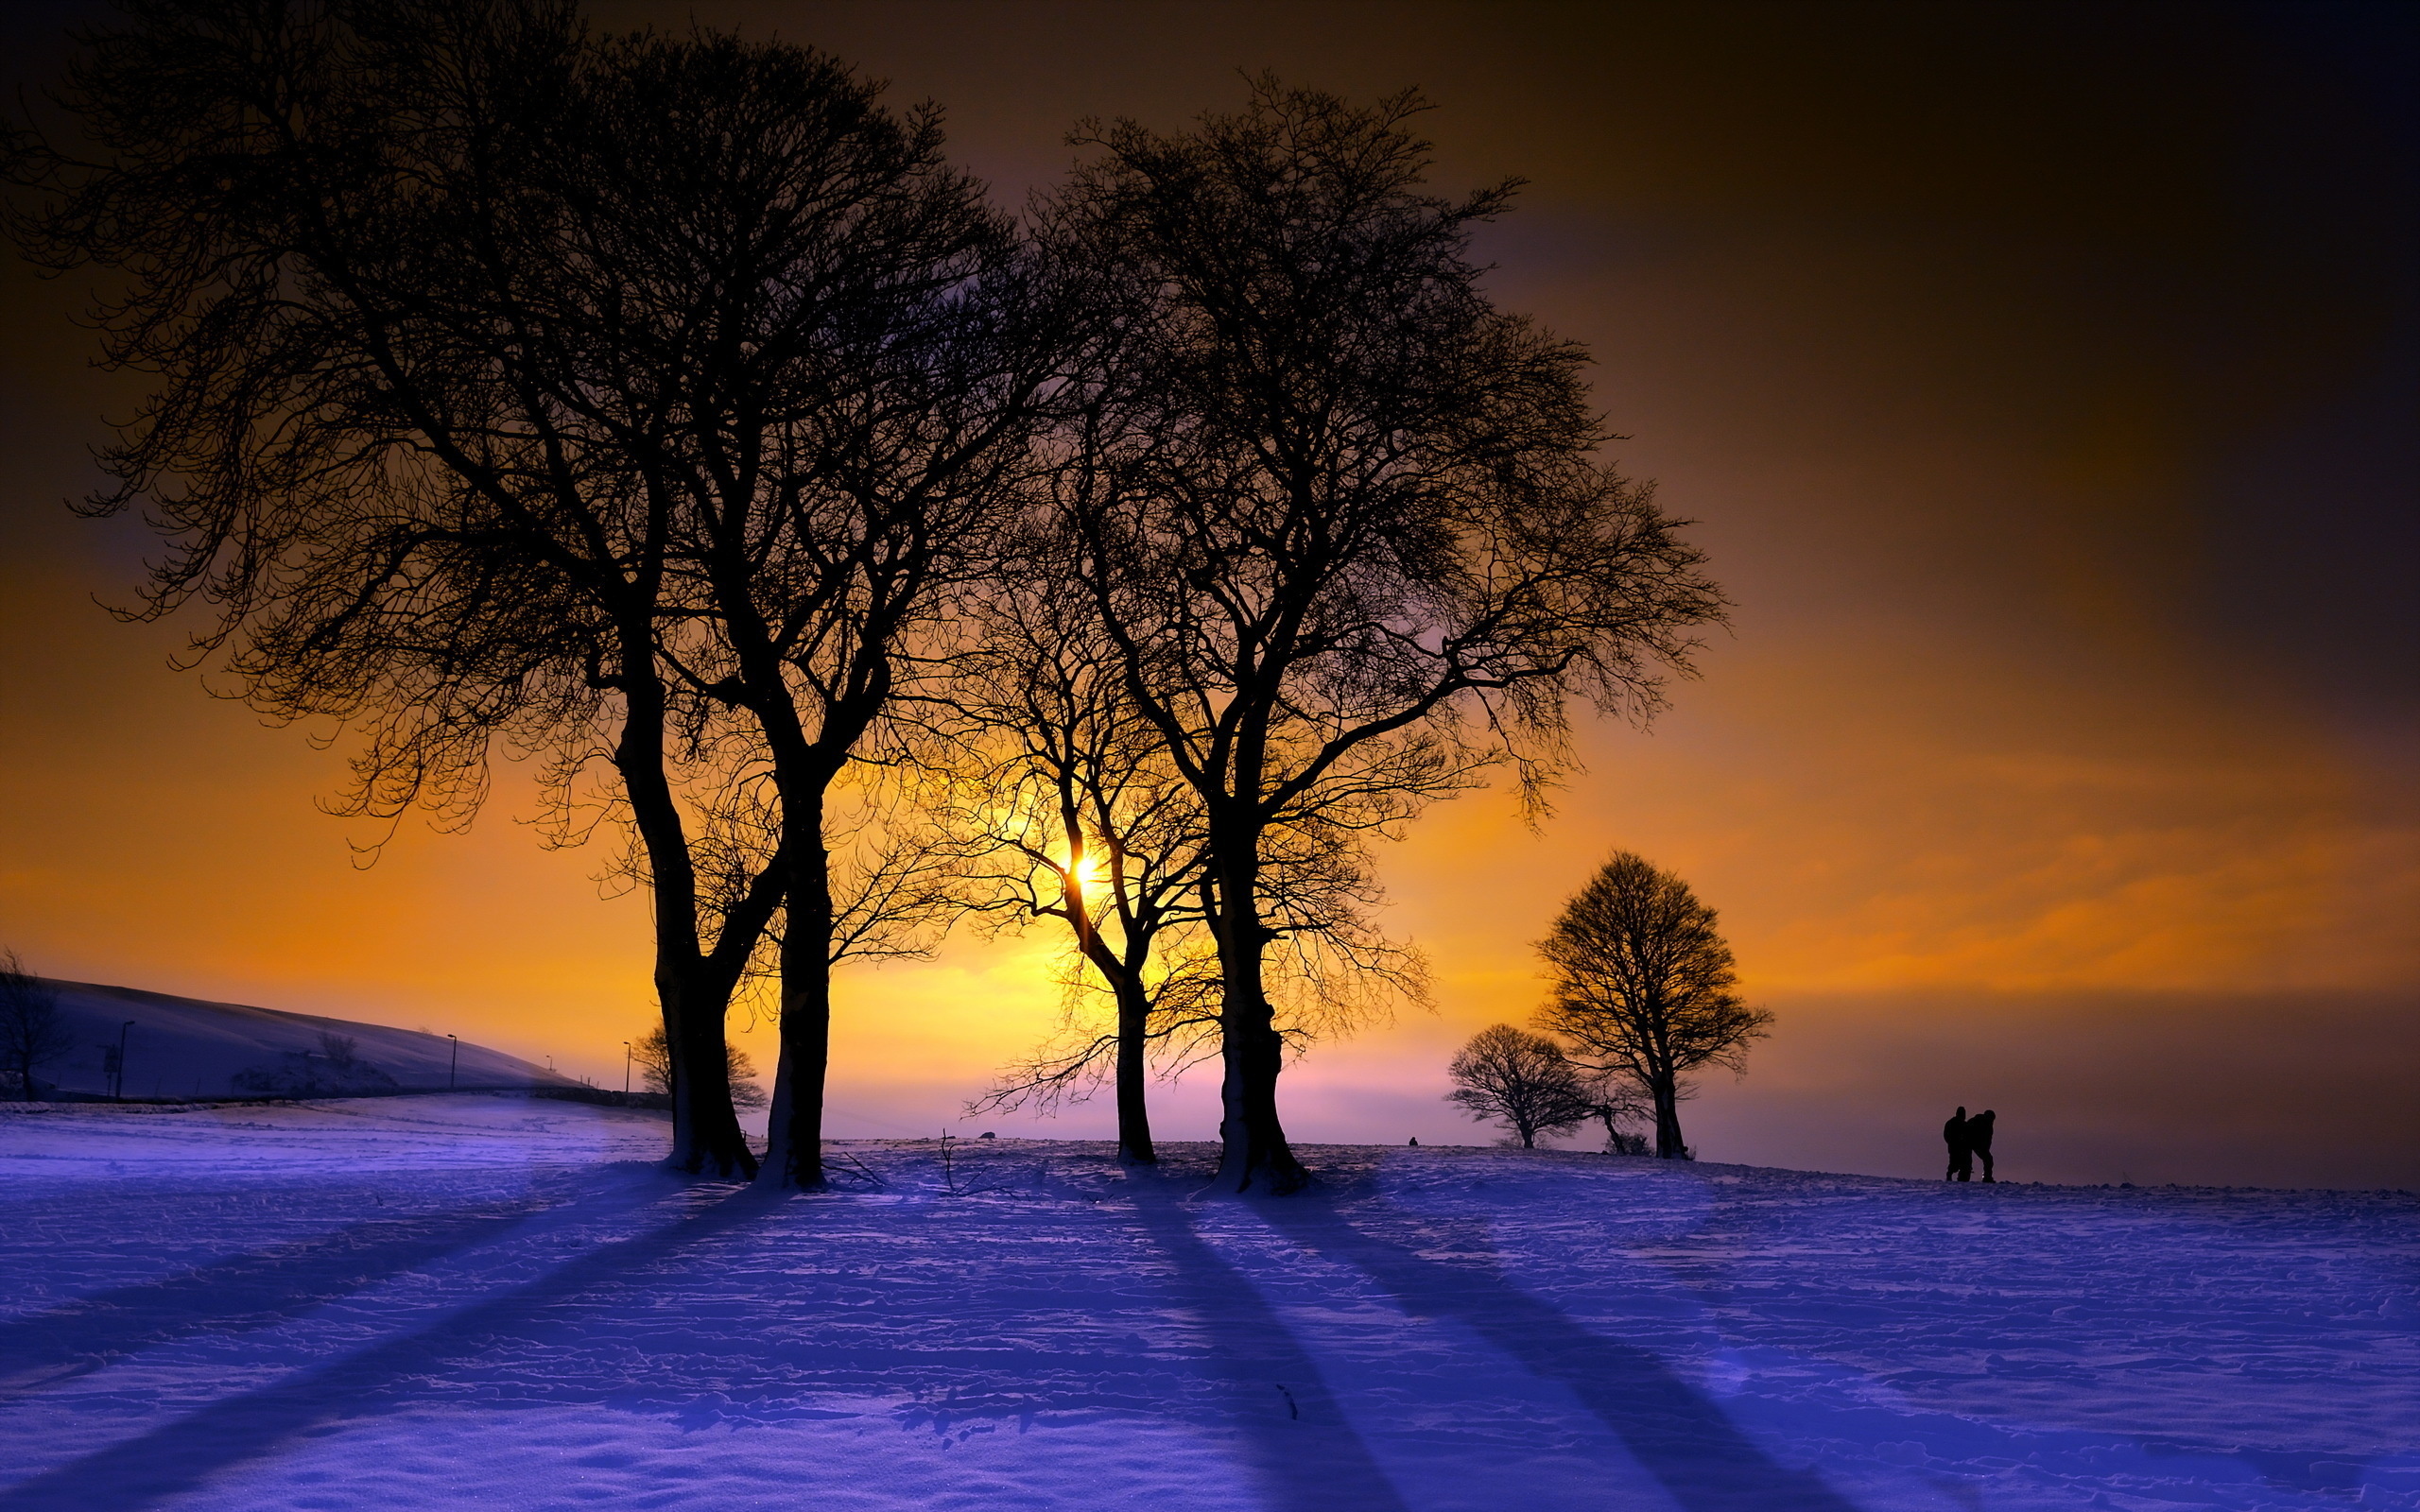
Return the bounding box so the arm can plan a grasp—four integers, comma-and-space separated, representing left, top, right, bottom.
1587, 1077, 1657, 1155
12, 5, 1041, 1184
544, 32, 1054, 1189
946, 551, 1423, 1163
1043, 81, 1724, 1192
1446, 1023, 1599, 1148
944, 569, 1219, 1164
632, 1026, 766, 1109
1535, 852, 1772, 1158
0, 953, 68, 1102
9, 0, 781, 1176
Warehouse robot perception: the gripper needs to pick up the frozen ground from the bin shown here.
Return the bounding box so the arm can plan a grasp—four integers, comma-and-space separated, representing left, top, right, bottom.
0, 1097, 2413, 1512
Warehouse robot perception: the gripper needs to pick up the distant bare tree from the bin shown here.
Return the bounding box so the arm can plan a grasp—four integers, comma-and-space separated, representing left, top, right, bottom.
1586, 1076, 1656, 1155
727, 1046, 769, 1111
632, 1026, 767, 1109
631, 1028, 673, 1097
1445, 1023, 1599, 1148
1044, 81, 1725, 1193
318, 1033, 359, 1074
1535, 852, 1772, 1158
0, 953, 69, 1101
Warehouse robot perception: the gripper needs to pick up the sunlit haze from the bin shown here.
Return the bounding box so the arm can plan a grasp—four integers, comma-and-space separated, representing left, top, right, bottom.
2, 1, 2411, 1186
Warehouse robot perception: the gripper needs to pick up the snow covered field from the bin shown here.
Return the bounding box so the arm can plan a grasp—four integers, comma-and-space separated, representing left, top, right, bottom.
1, 1097, 2412, 1512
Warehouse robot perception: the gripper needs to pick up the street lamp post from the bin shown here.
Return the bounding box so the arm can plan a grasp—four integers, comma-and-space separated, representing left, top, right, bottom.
447, 1034, 458, 1091
114, 1020, 134, 1101
622, 1041, 631, 1095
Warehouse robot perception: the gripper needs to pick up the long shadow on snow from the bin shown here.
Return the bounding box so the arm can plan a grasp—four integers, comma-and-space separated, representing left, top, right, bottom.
0, 1178, 769, 1512
1126, 1191, 1415, 1512
0, 1171, 627, 1400
1260, 1197, 1860, 1512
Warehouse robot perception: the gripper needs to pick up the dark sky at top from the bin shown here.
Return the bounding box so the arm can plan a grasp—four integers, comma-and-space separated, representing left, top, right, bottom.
0, 1, 2412, 1183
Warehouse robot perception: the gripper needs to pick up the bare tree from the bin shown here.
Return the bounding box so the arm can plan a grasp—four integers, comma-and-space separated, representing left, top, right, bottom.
630, 1025, 675, 1096
1585, 1074, 1656, 1155
632, 1025, 766, 1109
9, 0, 794, 1175
1043, 81, 1726, 1192
536, 33, 1056, 1189
0, 953, 70, 1101
947, 540, 1429, 1163
1535, 851, 1772, 1158
14, 6, 1034, 1182
1445, 1023, 1599, 1148
943, 575, 1219, 1164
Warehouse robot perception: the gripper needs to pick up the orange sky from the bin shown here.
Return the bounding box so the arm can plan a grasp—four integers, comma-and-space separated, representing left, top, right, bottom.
1, 1, 2411, 1184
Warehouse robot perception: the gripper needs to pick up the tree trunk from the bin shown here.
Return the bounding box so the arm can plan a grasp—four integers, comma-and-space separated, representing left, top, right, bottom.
761, 810, 834, 1190
1112, 972, 1157, 1163
1208, 835, 1305, 1194
616, 657, 754, 1178
1651, 1077, 1685, 1159
659, 964, 755, 1178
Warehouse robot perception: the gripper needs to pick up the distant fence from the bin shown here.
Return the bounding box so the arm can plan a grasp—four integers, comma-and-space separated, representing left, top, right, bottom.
532, 1087, 672, 1111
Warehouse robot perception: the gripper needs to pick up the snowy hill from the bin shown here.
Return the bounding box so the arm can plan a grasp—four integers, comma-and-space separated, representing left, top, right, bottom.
0, 1099, 2413, 1511
24, 978, 579, 1100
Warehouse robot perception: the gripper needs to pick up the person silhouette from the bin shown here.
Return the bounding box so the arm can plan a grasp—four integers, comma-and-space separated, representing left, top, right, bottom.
1944, 1107, 1971, 1181
1968, 1108, 1996, 1182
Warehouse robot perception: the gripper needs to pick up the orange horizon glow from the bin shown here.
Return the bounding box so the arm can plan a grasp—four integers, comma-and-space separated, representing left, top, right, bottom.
1, 2, 2411, 1186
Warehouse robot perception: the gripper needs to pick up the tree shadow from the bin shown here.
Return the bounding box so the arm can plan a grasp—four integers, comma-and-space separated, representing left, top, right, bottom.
1257, 1196, 1861, 1512
0, 1171, 639, 1400
1124, 1189, 1414, 1512
0, 1180, 775, 1512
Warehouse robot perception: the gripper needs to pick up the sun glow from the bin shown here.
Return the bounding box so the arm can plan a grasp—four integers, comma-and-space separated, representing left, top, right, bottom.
1066, 850, 1110, 893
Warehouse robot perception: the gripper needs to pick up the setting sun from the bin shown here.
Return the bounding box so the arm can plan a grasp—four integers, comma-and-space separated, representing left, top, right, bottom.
1064, 850, 1111, 893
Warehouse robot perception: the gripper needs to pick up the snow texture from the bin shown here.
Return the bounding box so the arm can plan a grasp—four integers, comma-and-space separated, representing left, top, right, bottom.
25, 980, 577, 1100
0, 1095, 2412, 1511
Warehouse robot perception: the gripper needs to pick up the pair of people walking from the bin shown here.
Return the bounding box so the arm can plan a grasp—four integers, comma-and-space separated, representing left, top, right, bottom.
1944, 1106, 1996, 1181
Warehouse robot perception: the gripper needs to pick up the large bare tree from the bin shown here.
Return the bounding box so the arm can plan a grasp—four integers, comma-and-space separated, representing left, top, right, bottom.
544, 33, 1053, 1188
1042, 82, 1726, 1192
11, 3, 992, 1180
1534, 850, 1772, 1158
